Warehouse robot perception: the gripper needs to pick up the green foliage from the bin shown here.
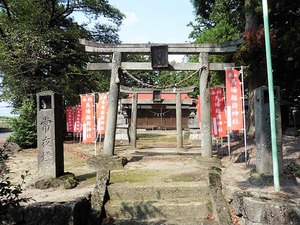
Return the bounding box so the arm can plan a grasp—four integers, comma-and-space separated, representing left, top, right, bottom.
0, 116, 11, 129
0, 143, 30, 223
194, 20, 240, 44
191, 19, 240, 88
157, 70, 199, 97
190, 0, 300, 104
0, 0, 125, 109
189, 0, 244, 39
269, 1, 300, 103
8, 99, 37, 148
285, 162, 300, 178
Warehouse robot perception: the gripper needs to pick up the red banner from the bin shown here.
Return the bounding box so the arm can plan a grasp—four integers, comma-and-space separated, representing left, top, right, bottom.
225, 69, 244, 130
210, 87, 227, 137
80, 94, 95, 143
196, 96, 201, 125
96, 93, 109, 135
66, 107, 74, 132
74, 105, 82, 133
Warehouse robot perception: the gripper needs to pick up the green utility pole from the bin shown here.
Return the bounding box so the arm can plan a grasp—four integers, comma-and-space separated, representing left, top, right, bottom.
262, 0, 280, 191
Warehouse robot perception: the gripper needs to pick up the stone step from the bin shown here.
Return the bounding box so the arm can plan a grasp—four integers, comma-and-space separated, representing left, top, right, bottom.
107, 182, 209, 201
104, 199, 212, 221
103, 218, 218, 225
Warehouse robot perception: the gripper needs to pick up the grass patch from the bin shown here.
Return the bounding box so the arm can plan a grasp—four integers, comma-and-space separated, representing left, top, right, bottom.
78, 173, 97, 186
64, 154, 87, 169
137, 131, 177, 143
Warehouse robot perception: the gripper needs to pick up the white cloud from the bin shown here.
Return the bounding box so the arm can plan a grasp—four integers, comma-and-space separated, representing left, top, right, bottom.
169, 55, 187, 63
123, 12, 138, 26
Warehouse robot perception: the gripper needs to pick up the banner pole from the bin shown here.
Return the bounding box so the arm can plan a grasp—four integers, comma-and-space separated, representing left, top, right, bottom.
262, 0, 280, 192
241, 66, 247, 163
228, 133, 231, 156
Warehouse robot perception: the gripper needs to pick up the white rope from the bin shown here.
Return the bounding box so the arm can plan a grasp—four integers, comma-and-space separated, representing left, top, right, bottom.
120, 67, 202, 89
147, 109, 172, 117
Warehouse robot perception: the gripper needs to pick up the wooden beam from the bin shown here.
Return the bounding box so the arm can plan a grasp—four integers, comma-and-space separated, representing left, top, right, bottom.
79, 39, 243, 55
87, 62, 235, 71
120, 85, 196, 94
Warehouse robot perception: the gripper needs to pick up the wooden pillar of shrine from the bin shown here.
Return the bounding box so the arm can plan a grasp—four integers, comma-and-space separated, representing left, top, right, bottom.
176, 92, 183, 149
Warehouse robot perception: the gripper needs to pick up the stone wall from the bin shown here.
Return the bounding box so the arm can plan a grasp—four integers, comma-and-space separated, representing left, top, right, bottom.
231, 192, 300, 225
4, 197, 91, 225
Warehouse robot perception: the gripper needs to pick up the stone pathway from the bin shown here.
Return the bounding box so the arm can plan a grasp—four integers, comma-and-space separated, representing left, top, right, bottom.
103, 147, 222, 224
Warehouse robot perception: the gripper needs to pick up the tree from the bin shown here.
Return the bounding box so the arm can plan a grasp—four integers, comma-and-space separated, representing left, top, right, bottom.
0, 0, 125, 109
8, 99, 37, 148
189, 0, 300, 135
189, 0, 244, 38
269, 1, 300, 104
0, 0, 125, 147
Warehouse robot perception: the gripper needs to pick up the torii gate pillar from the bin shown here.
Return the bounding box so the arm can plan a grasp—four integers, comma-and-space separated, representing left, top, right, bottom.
130, 93, 138, 149
199, 52, 212, 158
103, 52, 121, 156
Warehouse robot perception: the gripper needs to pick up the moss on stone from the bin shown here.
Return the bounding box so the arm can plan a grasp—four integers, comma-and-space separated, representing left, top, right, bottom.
110, 170, 160, 183
35, 172, 79, 190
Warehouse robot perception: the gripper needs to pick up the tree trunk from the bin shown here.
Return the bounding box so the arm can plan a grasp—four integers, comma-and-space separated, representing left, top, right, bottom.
247, 65, 266, 137
244, 0, 266, 137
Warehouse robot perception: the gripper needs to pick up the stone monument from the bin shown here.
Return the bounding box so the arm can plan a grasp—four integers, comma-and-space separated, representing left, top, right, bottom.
188, 110, 201, 144
115, 113, 129, 142
254, 86, 283, 174
37, 91, 64, 178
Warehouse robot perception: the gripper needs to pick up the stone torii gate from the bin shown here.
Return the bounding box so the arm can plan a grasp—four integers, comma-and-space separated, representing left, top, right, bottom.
79, 39, 240, 157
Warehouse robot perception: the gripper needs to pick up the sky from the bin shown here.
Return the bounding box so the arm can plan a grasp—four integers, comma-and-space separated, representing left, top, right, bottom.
108, 0, 195, 44
0, 0, 195, 117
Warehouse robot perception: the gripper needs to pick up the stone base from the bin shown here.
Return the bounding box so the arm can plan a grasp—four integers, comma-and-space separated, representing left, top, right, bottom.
248, 172, 298, 186
115, 126, 129, 142
188, 128, 201, 144
231, 192, 300, 224
4, 197, 91, 225
35, 172, 78, 189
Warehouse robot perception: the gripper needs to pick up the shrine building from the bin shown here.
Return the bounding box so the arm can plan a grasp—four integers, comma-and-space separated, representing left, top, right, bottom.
120, 91, 196, 130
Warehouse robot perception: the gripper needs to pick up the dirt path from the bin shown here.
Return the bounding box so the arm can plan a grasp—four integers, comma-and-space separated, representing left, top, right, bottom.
220, 135, 300, 204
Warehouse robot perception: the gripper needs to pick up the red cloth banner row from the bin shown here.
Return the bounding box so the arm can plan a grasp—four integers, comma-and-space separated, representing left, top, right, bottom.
210, 87, 227, 137
196, 68, 244, 137
66, 93, 109, 143
66, 105, 83, 133
96, 93, 109, 135
81, 94, 95, 143
225, 68, 243, 131
74, 106, 82, 133
66, 107, 74, 133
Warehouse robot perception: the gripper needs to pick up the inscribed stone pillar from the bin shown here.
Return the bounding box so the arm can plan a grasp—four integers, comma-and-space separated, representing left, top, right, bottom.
254, 86, 283, 175
176, 92, 183, 149
37, 91, 64, 178
130, 93, 138, 149
103, 52, 121, 156
199, 52, 212, 157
